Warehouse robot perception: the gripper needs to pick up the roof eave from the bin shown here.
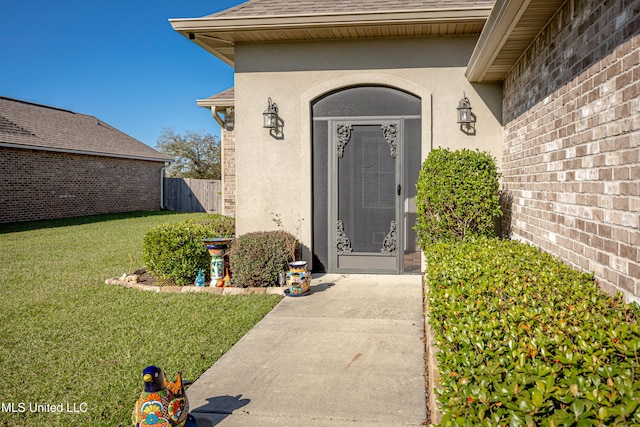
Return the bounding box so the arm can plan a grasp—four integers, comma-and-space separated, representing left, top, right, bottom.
182, 34, 235, 67
196, 87, 235, 109
170, 7, 493, 65
170, 8, 494, 31
466, 0, 565, 82
466, 0, 530, 82
196, 98, 234, 108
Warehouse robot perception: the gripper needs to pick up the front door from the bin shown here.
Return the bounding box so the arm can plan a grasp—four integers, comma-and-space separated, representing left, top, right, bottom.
329, 120, 401, 273
311, 85, 421, 274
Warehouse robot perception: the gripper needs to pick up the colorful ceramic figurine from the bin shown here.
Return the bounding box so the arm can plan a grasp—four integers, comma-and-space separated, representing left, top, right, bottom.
132, 365, 196, 427
285, 261, 311, 296
195, 268, 205, 287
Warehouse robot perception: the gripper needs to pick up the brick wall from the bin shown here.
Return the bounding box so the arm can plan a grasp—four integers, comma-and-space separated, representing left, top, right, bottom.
502, 0, 640, 301
221, 128, 236, 216
0, 147, 164, 223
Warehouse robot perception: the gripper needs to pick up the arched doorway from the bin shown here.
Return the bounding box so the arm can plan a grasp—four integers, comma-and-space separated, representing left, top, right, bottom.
312, 86, 421, 274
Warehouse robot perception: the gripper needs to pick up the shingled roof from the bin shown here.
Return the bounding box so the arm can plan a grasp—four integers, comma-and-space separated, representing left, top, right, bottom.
0, 97, 170, 162
196, 87, 235, 108
170, 0, 495, 65
213, 0, 496, 17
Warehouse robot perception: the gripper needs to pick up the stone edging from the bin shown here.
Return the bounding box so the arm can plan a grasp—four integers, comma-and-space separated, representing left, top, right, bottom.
105, 277, 285, 296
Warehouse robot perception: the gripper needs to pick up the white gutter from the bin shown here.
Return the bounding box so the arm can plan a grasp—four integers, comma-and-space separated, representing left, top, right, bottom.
195, 92, 235, 128
160, 162, 170, 209
170, 7, 493, 66
196, 102, 234, 129
169, 7, 494, 31
465, 0, 531, 82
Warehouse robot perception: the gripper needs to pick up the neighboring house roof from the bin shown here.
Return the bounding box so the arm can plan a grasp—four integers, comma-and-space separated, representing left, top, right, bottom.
170, 0, 495, 65
466, 0, 565, 82
0, 97, 171, 162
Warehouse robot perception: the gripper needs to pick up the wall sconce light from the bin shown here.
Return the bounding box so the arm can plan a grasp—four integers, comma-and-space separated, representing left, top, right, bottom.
457, 92, 476, 135
457, 93, 474, 124
263, 97, 279, 129
224, 107, 235, 132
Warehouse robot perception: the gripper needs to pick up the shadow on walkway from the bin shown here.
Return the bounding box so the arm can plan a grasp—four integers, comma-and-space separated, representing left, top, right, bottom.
190, 394, 250, 426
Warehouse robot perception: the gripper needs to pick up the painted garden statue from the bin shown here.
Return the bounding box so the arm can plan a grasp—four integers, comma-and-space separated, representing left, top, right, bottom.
132, 365, 196, 427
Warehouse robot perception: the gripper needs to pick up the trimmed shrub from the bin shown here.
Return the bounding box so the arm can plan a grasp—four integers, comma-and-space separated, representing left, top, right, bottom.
229, 231, 297, 287
425, 238, 640, 426
185, 214, 236, 237
142, 214, 235, 285
415, 148, 502, 246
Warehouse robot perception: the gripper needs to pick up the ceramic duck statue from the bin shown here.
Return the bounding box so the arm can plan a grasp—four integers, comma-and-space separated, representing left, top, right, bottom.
132, 365, 196, 427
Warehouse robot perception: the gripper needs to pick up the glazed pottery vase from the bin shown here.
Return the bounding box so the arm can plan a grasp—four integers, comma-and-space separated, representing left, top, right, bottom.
285, 261, 311, 296
202, 237, 234, 287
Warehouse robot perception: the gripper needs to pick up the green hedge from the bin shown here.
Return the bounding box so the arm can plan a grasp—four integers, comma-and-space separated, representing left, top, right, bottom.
415, 148, 502, 246
229, 231, 297, 287
142, 214, 235, 285
425, 239, 640, 426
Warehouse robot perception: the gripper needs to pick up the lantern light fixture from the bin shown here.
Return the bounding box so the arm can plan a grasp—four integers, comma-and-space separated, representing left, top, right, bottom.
263, 97, 279, 129
456, 93, 474, 125
223, 107, 235, 132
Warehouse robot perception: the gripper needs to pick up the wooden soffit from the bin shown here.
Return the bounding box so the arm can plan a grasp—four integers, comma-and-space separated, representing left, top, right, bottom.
466, 0, 565, 82
170, 8, 493, 66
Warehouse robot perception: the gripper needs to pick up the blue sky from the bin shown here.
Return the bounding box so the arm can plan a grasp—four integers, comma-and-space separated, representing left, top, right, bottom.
0, 1, 245, 148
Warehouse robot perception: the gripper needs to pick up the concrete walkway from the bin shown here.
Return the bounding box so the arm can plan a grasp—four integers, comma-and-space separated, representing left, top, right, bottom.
187, 274, 427, 426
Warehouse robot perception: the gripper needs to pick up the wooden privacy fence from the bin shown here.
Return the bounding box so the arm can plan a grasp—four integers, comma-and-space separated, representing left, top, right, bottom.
163, 178, 222, 213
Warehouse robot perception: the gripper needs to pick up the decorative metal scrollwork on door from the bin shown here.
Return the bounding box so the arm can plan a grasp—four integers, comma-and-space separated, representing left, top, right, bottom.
381, 220, 397, 254
381, 123, 398, 158
336, 220, 353, 254
336, 124, 352, 158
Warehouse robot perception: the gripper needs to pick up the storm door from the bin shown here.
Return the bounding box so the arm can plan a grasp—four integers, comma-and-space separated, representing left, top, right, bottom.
330, 120, 400, 272
312, 86, 421, 274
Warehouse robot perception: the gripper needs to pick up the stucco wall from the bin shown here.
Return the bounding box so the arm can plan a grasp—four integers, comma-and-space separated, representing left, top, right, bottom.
0, 147, 164, 223
232, 36, 503, 262
502, 0, 640, 301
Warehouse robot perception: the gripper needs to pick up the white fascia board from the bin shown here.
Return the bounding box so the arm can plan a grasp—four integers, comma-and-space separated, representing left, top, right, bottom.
465, 0, 531, 82
169, 7, 493, 33
196, 98, 234, 109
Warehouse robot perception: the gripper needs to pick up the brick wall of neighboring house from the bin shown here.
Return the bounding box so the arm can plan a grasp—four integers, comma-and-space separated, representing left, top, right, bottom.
0, 147, 164, 223
222, 128, 236, 216
502, 0, 640, 300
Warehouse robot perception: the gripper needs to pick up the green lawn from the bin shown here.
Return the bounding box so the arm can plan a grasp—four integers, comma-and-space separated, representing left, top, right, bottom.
0, 211, 281, 427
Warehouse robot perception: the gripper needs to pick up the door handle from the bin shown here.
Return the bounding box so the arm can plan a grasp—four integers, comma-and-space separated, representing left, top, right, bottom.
397, 184, 401, 196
